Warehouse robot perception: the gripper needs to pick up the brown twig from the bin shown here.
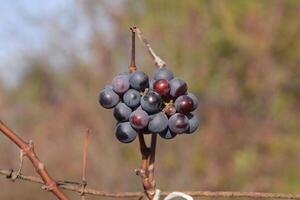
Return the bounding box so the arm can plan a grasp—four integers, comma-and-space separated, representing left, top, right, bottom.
129, 27, 137, 73
0, 120, 69, 200
132, 27, 166, 68
148, 134, 157, 188
1, 169, 300, 199
136, 132, 152, 200
81, 128, 90, 200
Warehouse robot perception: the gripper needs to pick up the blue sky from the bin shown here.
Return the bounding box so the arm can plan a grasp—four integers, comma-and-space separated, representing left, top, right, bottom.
0, 0, 123, 87
0, 0, 74, 86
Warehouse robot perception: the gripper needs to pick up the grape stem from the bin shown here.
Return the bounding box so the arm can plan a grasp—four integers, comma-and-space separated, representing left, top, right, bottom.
129, 27, 137, 73
137, 132, 157, 200
132, 27, 166, 69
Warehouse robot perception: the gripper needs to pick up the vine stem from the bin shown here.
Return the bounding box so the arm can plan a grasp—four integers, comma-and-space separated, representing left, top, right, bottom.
129, 27, 137, 73
0, 120, 69, 200
81, 128, 90, 200
132, 27, 166, 68
1, 169, 300, 199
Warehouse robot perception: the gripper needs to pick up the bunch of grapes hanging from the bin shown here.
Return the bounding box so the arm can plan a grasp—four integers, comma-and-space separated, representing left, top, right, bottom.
98, 28, 199, 143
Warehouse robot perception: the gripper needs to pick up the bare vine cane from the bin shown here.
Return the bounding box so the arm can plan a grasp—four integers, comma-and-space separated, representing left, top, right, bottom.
80, 128, 90, 200
0, 120, 69, 200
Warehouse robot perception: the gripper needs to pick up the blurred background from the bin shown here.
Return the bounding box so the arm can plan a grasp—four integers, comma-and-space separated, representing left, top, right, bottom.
1, 0, 300, 199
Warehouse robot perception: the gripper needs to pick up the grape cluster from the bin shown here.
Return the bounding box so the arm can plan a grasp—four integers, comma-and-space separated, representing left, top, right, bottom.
98, 67, 199, 143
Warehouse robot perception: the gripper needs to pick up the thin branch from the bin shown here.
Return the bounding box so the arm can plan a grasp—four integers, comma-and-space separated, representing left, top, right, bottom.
137, 132, 152, 200
81, 128, 90, 200
132, 27, 166, 68
1, 169, 300, 199
129, 27, 137, 73
148, 134, 157, 187
0, 120, 69, 200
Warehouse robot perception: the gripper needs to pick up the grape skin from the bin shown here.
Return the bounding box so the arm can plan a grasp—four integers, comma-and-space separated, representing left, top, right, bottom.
141, 91, 162, 114
165, 105, 177, 116
175, 95, 194, 114
169, 78, 187, 98
148, 112, 168, 133
168, 113, 189, 134
129, 109, 150, 130
123, 89, 141, 108
186, 113, 199, 134
112, 75, 130, 94
153, 79, 170, 95
113, 102, 132, 122
129, 71, 149, 91
99, 89, 120, 109
115, 122, 137, 143
187, 92, 198, 111
159, 129, 177, 139
153, 68, 174, 81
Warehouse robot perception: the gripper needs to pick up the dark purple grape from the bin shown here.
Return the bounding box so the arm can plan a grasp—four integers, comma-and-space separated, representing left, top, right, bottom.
129, 71, 149, 91
115, 122, 137, 143
98, 89, 120, 109
159, 129, 176, 139
112, 74, 130, 94
168, 113, 189, 134
141, 91, 162, 114
113, 102, 132, 122
169, 78, 187, 98
175, 95, 194, 114
153, 68, 174, 81
123, 89, 141, 108
148, 112, 168, 133
186, 113, 200, 134
187, 92, 198, 111
153, 79, 170, 95
129, 109, 149, 130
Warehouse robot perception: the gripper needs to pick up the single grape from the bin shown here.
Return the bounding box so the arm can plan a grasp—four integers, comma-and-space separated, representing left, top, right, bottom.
113, 102, 132, 122
159, 129, 176, 139
129, 109, 150, 130
149, 79, 155, 90
186, 113, 200, 134
153, 68, 174, 81
175, 95, 194, 114
168, 113, 189, 134
123, 89, 141, 108
153, 79, 170, 95
164, 105, 176, 116
129, 71, 149, 91
98, 89, 120, 109
187, 92, 198, 111
115, 122, 137, 143
112, 74, 130, 94
141, 91, 162, 114
169, 78, 187, 98
148, 112, 168, 133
